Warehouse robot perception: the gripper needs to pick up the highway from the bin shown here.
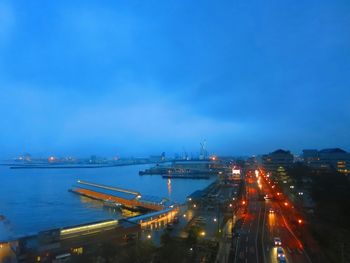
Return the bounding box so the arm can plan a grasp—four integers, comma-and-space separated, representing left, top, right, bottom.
260, 172, 312, 263
234, 171, 312, 263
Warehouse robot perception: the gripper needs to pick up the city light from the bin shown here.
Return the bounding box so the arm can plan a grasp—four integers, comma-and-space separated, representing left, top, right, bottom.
193, 204, 197, 208
60, 220, 118, 236
242, 201, 246, 205
229, 203, 232, 207
200, 231, 206, 236
298, 219, 303, 224
213, 218, 217, 222
284, 202, 288, 206
147, 234, 151, 239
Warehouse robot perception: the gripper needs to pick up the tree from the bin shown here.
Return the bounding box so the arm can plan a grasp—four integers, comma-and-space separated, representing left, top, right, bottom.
186, 226, 199, 247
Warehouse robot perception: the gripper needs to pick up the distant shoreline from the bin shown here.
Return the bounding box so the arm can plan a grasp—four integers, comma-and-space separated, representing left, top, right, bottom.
0, 162, 157, 169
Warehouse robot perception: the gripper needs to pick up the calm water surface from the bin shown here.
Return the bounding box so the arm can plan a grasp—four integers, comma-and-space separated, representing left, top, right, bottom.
0, 164, 214, 240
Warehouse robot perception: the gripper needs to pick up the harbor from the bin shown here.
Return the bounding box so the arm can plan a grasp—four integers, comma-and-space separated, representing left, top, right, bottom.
139, 159, 228, 179
0, 164, 214, 241
1, 170, 240, 262
9, 180, 181, 262
0, 156, 235, 262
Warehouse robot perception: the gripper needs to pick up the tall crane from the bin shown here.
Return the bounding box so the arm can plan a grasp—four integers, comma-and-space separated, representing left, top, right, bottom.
199, 140, 208, 160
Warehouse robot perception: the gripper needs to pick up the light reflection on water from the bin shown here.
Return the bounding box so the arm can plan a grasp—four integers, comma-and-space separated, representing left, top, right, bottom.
0, 164, 214, 239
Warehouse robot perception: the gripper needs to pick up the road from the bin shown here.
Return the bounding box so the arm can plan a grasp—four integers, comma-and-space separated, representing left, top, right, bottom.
0, 243, 16, 263
233, 172, 312, 263
234, 176, 264, 263
260, 174, 312, 263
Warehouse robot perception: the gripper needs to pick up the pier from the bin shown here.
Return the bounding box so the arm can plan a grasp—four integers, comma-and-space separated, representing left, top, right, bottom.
70, 180, 175, 211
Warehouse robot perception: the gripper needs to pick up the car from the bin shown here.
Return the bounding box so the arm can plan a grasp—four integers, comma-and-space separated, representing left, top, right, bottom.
125, 234, 136, 243
277, 247, 286, 261
207, 206, 215, 211
274, 237, 282, 246
269, 208, 274, 214
194, 220, 206, 226
166, 223, 174, 230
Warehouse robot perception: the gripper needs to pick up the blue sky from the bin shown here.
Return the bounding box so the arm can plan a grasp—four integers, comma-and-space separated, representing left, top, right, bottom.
0, 0, 349, 158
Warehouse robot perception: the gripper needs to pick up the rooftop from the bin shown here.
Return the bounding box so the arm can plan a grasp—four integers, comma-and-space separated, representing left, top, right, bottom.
73, 184, 137, 200
319, 148, 348, 154
271, 149, 292, 155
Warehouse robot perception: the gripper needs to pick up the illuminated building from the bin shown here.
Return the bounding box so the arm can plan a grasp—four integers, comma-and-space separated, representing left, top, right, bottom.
302, 148, 350, 175
262, 149, 294, 175
14, 219, 140, 262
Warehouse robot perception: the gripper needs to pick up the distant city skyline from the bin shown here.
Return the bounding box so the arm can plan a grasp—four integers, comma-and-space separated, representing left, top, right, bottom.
6, 146, 350, 161
1, 1, 349, 158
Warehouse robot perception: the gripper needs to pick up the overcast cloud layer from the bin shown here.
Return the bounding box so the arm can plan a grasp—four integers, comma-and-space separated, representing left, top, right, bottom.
0, 0, 349, 158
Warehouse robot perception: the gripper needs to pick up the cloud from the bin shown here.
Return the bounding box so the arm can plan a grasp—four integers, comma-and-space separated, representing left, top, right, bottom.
0, 80, 250, 156
0, 1, 350, 157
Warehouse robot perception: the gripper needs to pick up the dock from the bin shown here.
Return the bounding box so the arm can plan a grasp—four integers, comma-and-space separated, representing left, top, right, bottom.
70, 180, 175, 211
